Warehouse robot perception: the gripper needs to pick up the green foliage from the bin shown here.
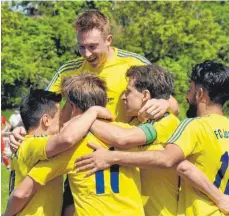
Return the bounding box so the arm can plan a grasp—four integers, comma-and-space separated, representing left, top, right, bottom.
1, 110, 14, 121
1, 1, 229, 117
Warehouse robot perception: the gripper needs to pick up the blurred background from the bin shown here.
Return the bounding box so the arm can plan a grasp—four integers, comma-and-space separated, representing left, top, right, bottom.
1, 0, 229, 212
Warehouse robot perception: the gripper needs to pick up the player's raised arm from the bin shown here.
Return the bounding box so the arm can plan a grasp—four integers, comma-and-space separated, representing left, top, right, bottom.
46, 105, 112, 158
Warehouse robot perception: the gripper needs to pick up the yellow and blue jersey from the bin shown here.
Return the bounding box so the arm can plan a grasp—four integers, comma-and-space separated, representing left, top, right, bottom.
28, 131, 144, 216
168, 114, 229, 216
10, 135, 63, 216
46, 47, 151, 122
139, 114, 180, 216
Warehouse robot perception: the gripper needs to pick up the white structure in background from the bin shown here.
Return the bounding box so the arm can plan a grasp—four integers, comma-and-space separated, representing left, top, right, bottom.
9, 109, 21, 128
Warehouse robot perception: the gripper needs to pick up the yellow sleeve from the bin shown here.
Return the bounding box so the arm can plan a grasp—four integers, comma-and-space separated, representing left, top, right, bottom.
27, 141, 81, 185
153, 114, 180, 146
167, 118, 199, 157
26, 136, 51, 161
45, 58, 83, 93
128, 55, 151, 67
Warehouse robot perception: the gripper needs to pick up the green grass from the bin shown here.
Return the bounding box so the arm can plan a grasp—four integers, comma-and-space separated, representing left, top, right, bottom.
1, 164, 10, 213
1, 109, 13, 121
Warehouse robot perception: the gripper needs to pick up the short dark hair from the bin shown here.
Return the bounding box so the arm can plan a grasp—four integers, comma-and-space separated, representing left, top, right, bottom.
20, 89, 62, 131
190, 60, 229, 105
73, 10, 110, 37
61, 74, 107, 111
126, 64, 174, 99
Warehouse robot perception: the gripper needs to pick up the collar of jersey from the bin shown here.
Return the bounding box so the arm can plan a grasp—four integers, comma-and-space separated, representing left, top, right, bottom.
85, 47, 118, 71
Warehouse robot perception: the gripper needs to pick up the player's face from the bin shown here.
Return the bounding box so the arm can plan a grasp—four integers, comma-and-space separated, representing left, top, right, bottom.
122, 79, 144, 116
77, 29, 112, 68
186, 81, 198, 118
48, 104, 61, 135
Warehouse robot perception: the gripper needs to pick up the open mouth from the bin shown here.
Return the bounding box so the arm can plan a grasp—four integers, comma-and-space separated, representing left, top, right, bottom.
87, 57, 97, 63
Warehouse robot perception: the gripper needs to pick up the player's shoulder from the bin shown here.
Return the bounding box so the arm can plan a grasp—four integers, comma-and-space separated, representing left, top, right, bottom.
116, 48, 151, 65
157, 113, 180, 125
57, 57, 84, 74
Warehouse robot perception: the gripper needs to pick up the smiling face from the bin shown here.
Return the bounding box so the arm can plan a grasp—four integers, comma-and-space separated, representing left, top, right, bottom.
77, 28, 112, 68
122, 79, 145, 117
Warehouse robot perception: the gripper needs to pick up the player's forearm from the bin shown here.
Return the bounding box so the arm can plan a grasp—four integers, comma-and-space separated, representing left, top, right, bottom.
46, 108, 98, 158
176, 160, 223, 205
4, 178, 37, 216
4, 194, 28, 216
91, 120, 146, 149
111, 149, 173, 168
168, 95, 180, 116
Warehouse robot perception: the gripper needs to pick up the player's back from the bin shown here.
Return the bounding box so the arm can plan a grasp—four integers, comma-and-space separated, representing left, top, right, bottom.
28, 132, 144, 216
176, 114, 229, 216
68, 133, 144, 216
140, 114, 180, 216
10, 135, 63, 216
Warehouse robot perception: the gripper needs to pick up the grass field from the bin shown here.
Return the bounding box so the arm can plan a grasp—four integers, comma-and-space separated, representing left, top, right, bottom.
1, 164, 10, 214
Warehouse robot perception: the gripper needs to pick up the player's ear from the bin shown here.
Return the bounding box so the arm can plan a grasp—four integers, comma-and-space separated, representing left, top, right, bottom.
142, 89, 151, 102
41, 114, 51, 128
72, 104, 81, 116
106, 34, 113, 46
196, 87, 206, 103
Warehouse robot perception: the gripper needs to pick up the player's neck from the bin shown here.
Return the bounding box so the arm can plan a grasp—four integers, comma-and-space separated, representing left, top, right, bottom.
107, 46, 115, 60
28, 127, 49, 137
197, 103, 223, 117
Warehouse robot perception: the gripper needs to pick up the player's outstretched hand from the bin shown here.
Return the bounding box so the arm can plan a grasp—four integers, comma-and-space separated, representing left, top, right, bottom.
217, 194, 229, 215
75, 142, 113, 177
138, 98, 169, 121
9, 126, 27, 153
90, 106, 113, 121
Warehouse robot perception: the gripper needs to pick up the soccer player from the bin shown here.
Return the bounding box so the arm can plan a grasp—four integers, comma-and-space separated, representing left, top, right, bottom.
4, 74, 153, 216
86, 64, 180, 216
76, 60, 229, 215
45, 10, 179, 123
8, 9, 179, 215
9, 10, 179, 151
4, 89, 112, 216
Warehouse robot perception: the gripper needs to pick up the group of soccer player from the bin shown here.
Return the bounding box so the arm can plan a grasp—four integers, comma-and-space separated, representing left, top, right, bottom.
3, 10, 229, 216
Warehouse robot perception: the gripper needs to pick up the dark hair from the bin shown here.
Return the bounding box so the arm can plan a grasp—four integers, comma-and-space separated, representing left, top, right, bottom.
190, 60, 229, 105
61, 73, 107, 111
73, 10, 110, 37
20, 89, 62, 131
126, 64, 174, 99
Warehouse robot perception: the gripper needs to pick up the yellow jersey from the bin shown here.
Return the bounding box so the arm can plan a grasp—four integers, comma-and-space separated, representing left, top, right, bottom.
28, 132, 144, 216
167, 114, 229, 216
139, 114, 180, 216
10, 135, 63, 216
113, 114, 180, 216
46, 47, 150, 122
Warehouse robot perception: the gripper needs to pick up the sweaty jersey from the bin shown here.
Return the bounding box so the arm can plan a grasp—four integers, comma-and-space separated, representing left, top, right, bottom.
167, 114, 229, 216
46, 47, 150, 122
10, 135, 63, 216
28, 132, 144, 216
139, 114, 180, 216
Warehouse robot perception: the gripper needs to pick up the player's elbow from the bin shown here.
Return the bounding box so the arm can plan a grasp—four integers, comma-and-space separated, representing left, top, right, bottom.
13, 188, 31, 200
176, 160, 193, 177
113, 137, 132, 149
61, 134, 76, 147
159, 155, 175, 168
